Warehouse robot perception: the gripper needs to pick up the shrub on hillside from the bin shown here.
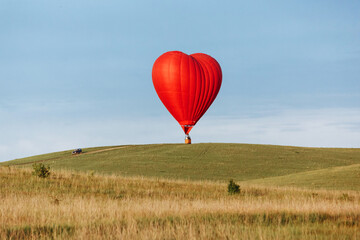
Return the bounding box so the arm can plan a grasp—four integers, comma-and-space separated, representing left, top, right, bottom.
32, 163, 51, 178
227, 179, 240, 195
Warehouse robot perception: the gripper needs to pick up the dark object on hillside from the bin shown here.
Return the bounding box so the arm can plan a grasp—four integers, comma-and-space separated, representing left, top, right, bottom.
72, 148, 82, 155
32, 163, 51, 178
228, 179, 240, 195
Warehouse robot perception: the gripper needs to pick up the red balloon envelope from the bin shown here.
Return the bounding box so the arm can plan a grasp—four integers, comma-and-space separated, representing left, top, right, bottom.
152, 51, 222, 135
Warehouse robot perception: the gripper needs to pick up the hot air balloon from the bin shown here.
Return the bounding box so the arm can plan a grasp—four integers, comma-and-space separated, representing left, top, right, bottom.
152, 51, 222, 144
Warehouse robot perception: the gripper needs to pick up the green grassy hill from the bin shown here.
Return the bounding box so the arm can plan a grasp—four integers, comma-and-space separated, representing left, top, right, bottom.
2, 143, 360, 190
246, 163, 360, 190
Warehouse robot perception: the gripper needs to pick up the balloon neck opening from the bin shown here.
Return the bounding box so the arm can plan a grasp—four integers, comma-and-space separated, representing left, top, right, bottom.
181, 125, 194, 135
185, 134, 191, 144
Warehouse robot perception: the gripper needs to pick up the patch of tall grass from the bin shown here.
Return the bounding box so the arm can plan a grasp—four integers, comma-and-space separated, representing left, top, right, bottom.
1, 166, 359, 239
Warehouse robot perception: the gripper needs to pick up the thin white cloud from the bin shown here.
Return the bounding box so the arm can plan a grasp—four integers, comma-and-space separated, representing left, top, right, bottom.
1, 108, 359, 162
194, 108, 360, 147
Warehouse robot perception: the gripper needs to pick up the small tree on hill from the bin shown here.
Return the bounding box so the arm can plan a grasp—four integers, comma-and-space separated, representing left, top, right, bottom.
228, 179, 240, 195
32, 163, 51, 178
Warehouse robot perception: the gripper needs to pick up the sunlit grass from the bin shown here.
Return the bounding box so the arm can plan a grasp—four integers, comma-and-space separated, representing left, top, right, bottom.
2, 143, 360, 190
1, 166, 359, 239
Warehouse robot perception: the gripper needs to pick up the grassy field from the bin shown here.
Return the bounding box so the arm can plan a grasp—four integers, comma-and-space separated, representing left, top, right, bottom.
1, 166, 359, 239
2, 143, 360, 190
1, 143, 359, 239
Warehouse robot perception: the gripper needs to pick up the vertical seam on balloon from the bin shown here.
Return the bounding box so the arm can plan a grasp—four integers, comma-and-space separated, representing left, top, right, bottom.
190, 57, 198, 123
186, 55, 192, 122
192, 58, 204, 123
197, 60, 207, 122
197, 60, 210, 121
168, 53, 180, 123
194, 56, 209, 122
179, 53, 185, 123
197, 56, 207, 121
201, 58, 217, 119
186, 56, 192, 122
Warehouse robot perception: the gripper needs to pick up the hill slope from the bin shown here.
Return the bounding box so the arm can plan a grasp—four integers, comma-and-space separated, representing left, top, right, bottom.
2, 143, 360, 190
245, 163, 360, 190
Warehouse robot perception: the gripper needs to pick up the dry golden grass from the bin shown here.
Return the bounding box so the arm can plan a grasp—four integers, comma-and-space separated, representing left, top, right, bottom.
1, 166, 360, 239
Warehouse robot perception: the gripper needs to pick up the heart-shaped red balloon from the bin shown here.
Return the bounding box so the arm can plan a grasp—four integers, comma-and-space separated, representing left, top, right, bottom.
152, 51, 222, 135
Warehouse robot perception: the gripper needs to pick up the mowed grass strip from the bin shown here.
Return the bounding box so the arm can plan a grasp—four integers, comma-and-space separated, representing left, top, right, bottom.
1, 167, 360, 239
2, 144, 360, 188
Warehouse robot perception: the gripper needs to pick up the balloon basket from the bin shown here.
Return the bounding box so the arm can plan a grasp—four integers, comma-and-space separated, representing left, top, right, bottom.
185, 135, 191, 144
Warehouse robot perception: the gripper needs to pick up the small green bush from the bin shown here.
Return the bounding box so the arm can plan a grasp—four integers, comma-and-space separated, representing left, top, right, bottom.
32, 163, 51, 178
227, 179, 240, 195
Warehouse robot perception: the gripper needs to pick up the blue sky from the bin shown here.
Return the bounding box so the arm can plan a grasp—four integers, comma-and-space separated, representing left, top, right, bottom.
1, 0, 359, 161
